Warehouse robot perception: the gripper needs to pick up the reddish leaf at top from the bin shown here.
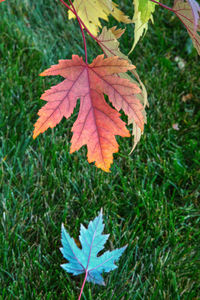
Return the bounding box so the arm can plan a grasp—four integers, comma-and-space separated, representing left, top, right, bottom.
187, 0, 200, 31
33, 55, 144, 172
173, 0, 200, 55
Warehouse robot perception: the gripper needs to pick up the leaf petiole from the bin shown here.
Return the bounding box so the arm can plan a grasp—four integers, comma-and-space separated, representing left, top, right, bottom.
59, 0, 101, 44
78, 270, 88, 300
149, 0, 174, 12
59, 0, 88, 63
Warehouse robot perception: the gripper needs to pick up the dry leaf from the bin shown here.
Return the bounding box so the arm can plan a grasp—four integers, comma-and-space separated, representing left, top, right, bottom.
181, 93, 193, 102
172, 123, 180, 130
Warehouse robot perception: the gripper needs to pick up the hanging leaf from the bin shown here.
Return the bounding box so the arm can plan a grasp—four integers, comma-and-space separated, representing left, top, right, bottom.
68, 0, 131, 36
187, 0, 200, 31
130, 0, 156, 52
138, 0, 156, 24
98, 26, 147, 150
173, 0, 200, 55
60, 210, 127, 286
33, 55, 144, 172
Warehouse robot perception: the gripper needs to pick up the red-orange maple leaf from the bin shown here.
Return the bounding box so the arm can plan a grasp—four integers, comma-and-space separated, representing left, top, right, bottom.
33, 55, 144, 171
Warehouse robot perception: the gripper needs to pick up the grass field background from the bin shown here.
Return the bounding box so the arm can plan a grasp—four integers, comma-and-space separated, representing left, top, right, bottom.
0, 0, 200, 299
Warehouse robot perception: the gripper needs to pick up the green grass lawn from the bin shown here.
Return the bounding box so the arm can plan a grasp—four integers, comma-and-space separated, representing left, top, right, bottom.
0, 0, 200, 299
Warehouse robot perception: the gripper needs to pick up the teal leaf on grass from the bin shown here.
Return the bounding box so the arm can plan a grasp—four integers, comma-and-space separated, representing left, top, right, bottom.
60, 209, 127, 286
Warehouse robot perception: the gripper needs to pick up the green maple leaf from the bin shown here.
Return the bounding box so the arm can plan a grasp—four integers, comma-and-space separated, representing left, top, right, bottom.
130, 0, 156, 52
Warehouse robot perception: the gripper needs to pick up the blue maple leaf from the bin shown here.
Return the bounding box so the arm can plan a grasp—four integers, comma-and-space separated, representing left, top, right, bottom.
60, 209, 127, 286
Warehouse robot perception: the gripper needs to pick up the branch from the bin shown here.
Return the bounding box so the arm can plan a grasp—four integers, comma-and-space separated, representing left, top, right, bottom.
59, 0, 88, 63
59, 0, 100, 42
149, 0, 175, 12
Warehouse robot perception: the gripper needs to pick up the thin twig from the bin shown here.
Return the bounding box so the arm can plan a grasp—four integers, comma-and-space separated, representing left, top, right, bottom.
59, 0, 88, 63
149, 0, 174, 12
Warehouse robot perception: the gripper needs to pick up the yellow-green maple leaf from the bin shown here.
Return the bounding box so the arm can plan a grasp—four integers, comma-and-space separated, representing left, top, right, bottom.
130, 0, 156, 53
139, 0, 156, 24
68, 0, 131, 36
98, 27, 148, 150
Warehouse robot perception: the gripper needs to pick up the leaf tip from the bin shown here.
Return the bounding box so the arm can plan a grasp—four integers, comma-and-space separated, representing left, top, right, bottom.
33, 126, 40, 139
39, 71, 46, 76
32, 132, 37, 139
123, 244, 128, 251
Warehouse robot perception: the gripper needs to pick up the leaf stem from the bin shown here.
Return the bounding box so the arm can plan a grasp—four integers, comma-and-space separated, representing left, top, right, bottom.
59, 0, 100, 41
59, 0, 74, 14
59, 0, 88, 63
78, 270, 88, 300
149, 0, 174, 12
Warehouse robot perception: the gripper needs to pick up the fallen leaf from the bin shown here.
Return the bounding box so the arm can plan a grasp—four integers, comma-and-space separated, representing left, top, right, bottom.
172, 123, 180, 130
181, 93, 193, 102
174, 56, 186, 69
60, 210, 127, 286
